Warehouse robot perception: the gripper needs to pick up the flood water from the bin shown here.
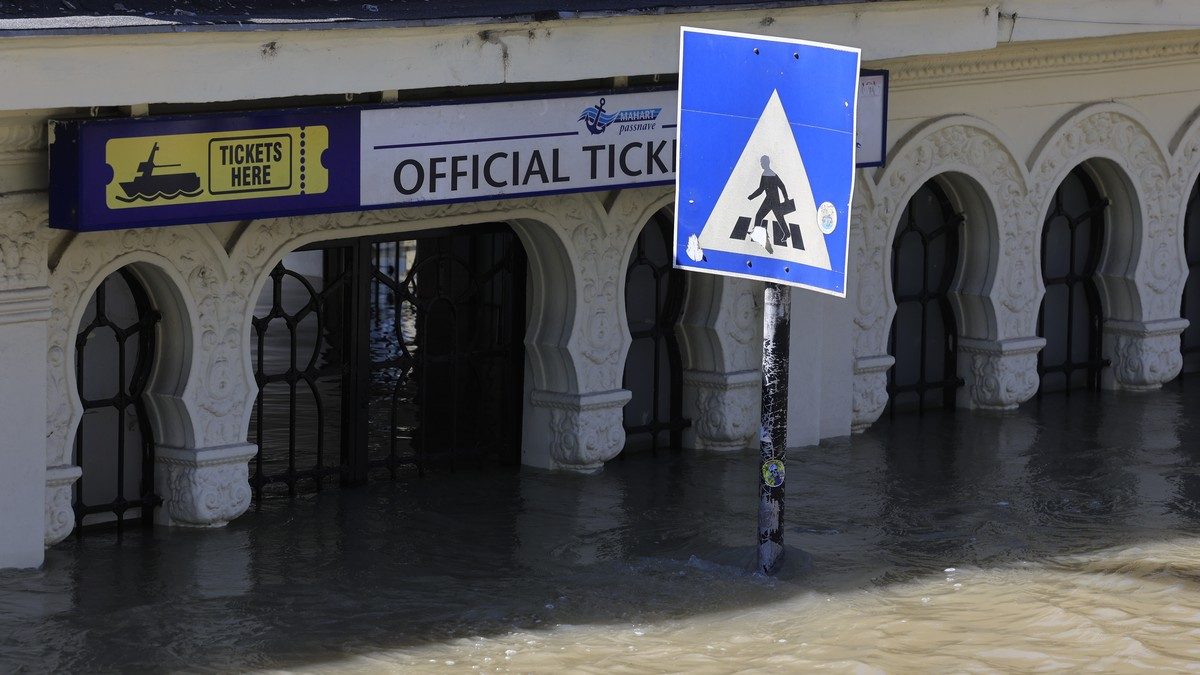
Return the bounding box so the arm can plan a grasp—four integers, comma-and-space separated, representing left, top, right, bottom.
5, 380, 1200, 672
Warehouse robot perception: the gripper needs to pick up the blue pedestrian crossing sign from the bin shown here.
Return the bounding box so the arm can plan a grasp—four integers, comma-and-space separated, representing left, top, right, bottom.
673, 27, 861, 296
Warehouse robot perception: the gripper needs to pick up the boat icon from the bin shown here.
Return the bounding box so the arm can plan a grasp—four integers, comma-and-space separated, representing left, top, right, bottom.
116, 142, 203, 202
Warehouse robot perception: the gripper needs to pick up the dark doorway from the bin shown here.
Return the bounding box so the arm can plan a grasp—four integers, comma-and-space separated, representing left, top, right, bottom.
1037, 166, 1109, 394
622, 211, 689, 452
249, 225, 527, 499
1183, 179, 1200, 375
887, 180, 964, 413
73, 268, 162, 531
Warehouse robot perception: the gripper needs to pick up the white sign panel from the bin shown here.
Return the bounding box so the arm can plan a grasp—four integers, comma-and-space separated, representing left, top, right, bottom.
855, 70, 889, 168
360, 91, 678, 206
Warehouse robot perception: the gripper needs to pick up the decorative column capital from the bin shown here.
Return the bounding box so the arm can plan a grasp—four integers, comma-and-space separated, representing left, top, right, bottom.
851, 354, 893, 433
156, 443, 256, 527
529, 388, 632, 473
682, 369, 759, 452
44, 464, 82, 546
959, 336, 1044, 410
1105, 318, 1188, 391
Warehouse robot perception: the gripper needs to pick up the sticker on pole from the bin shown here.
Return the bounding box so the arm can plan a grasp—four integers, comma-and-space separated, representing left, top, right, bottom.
673, 27, 861, 296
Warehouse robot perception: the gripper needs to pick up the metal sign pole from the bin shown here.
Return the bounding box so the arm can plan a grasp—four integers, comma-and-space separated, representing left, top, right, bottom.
758, 282, 790, 575
673, 26, 859, 576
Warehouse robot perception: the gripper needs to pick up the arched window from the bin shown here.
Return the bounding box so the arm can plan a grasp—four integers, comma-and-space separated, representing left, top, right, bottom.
623, 211, 689, 451
249, 225, 527, 498
73, 268, 161, 531
1037, 166, 1108, 393
1183, 179, 1200, 375
887, 180, 963, 413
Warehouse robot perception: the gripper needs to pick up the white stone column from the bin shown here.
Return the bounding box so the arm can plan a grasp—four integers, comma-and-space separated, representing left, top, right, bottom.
1104, 318, 1188, 390
519, 191, 663, 472
155, 444, 256, 527
677, 273, 763, 452
848, 172, 895, 434
958, 336, 1044, 410
525, 389, 631, 473
0, 286, 51, 567
788, 287, 854, 445
851, 354, 893, 433
682, 369, 760, 452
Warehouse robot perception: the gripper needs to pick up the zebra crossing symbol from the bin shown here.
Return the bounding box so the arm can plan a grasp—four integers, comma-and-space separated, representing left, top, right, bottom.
673, 27, 860, 296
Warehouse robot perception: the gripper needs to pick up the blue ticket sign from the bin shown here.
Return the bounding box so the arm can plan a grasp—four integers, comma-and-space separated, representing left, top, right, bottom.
49, 108, 362, 232
48, 89, 679, 232
673, 27, 861, 296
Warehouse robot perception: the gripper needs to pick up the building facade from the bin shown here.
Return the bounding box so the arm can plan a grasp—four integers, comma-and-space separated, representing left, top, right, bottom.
1, 0, 1199, 568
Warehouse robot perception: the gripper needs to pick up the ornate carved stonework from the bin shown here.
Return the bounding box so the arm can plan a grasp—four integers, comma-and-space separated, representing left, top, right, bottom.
156, 444, 256, 527
682, 369, 759, 452
867, 118, 1035, 346
1105, 318, 1188, 390
882, 31, 1200, 89
529, 389, 632, 472
235, 188, 672, 404
852, 355, 894, 433
959, 337, 1044, 410
848, 105, 1196, 434
47, 226, 234, 469
44, 464, 81, 546
1029, 106, 1178, 324
0, 197, 52, 292
851, 180, 891, 361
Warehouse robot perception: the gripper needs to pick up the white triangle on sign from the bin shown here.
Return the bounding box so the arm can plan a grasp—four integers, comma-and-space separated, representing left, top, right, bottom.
696, 90, 831, 271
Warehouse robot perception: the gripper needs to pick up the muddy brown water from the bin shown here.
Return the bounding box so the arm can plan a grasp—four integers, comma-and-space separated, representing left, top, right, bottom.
4, 380, 1200, 672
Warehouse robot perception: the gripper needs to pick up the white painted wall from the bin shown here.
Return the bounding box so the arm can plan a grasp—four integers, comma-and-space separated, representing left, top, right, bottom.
787, 291, 854, 447
0, 289, 50, 568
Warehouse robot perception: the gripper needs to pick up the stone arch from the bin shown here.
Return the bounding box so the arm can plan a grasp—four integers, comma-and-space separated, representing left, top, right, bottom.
1028, 104, 1170, 323
853, 117, 1031, 428
609, 188, 677, 378
510, 217, 577, 395
45, 231, 221, 543
1170, 108, 1200, 373
231, 188, 674, 472
1169, 106, 1200, 307
875, 117, 1027, 347
1028, 104, 1183, 389
48, 229, 229, 468
232, 198, 605, 428
614, 200, 690, 452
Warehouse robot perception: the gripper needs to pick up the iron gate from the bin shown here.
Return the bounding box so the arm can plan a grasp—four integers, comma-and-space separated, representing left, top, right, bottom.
249, 225, 527, 498
622, 211, 690, 452
1183, 179, 1200, 374
1037, 166, 1109, 394
887, 181, 964, 413
73, 268, 162, 531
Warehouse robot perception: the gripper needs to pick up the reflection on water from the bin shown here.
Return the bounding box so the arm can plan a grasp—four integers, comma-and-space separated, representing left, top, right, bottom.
7, 380, 1200, 671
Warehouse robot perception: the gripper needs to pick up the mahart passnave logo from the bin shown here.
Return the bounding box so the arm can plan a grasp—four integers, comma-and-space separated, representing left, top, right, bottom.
577, 97, 662, 135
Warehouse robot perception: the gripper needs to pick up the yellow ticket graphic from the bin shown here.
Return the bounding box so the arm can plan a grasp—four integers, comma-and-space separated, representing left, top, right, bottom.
105, 126, 328, 209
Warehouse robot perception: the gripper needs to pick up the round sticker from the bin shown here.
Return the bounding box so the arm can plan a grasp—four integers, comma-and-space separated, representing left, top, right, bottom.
817, 202, 838, 235
761, 459, 785, 488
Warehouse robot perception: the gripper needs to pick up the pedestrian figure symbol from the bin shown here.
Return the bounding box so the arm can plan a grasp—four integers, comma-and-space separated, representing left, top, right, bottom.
692, 90, 833, 272
744, 155, 801, 255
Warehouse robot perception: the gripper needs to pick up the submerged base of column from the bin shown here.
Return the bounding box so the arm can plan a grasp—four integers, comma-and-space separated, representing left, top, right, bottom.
156, 443, 256, 528
959, 336, 1044, 410
851, 355, 894, 433
525, 389, 632, 473
682, 369, 759, 452
44, 464, 83, 547
1105, 318, 1189, 391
